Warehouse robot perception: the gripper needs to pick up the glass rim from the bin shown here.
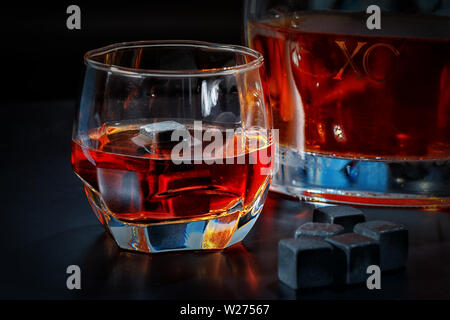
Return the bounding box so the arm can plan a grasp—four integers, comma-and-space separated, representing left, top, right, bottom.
84, 40, 264, 77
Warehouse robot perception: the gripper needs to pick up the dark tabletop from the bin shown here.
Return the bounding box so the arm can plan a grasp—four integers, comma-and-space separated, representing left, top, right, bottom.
2, 100, 450, 300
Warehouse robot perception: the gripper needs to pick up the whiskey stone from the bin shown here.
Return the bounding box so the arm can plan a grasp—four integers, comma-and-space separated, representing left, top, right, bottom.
278, 238, 335, 290
313, 206, 365, 233
354, 220, 408, 271
326, 233, 380, 285
139, 121, 187, 143
295, 222, 344, 239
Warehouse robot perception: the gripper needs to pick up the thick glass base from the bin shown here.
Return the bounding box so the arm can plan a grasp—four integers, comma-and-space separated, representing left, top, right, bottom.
272, 147, 450, 209
81, 177, 270, 253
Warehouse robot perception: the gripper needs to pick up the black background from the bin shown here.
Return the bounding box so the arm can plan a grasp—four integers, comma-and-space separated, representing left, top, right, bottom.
1, 1, 243, 102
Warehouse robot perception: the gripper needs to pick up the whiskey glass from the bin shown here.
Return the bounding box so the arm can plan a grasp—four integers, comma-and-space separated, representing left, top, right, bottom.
245, 0, 450, 208
72, 41, 273, 253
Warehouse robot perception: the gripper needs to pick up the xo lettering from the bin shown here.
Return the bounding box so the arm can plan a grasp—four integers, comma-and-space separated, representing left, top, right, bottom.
333, 41, 400, 82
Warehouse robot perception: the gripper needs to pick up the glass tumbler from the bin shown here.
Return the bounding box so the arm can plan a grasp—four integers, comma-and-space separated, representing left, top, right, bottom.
245, 0, 450, 208
71, 41, 274, 253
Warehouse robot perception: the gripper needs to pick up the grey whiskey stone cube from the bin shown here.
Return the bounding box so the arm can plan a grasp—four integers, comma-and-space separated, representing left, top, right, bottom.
139, 121, 187, 143
354, 220, 408, 271
278, 238, 335, 290
313, 206, 365, 233
132, 121, 194, 154
326, 233, 380, 285
295, 222, 344, 239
